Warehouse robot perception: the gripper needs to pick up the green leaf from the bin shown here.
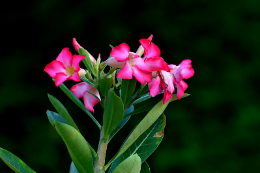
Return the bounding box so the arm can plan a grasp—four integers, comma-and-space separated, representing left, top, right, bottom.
99, 77, 113, 97
78, 48, 95, 75
46, 111, 97, 159
105, 93, 189, 170
124, 96, 162, 118
55, 122, 94, 173
46, 110, 68, 126
48, 94, 79, 131
103, 90, 124, 140
0, 147, 36, 173
109, 105, 134, 142
70, 161, 79, 173
109, 114, 165, 173
121, 79, 136, 106
112, 154, 141, 173
54, 79, 101, 130
80, 77, 98, 89
141, 161, 150, 173
133, 93, 151, 105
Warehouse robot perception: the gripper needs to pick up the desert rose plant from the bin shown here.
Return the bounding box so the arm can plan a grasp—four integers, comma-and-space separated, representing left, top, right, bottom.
0, 35, 194, 173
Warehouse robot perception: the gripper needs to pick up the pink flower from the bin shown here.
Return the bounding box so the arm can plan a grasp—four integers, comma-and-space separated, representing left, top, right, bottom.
71, 82, 101, 113
148, 59, 194, 103
105, 43, 152, 84
73, 38, 96, 64
44, 48, 85, 86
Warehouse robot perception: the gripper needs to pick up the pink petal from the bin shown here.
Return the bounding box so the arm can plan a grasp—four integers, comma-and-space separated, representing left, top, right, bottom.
71, 82, 92, 98
148, 76, 162, 97
176, 80, 188, 99
73, 38, 83, 53
110, 43, 130, 62
44, 60, 66, 78
139, 38, 151, 51
147, 43, 161, 58
144, 57, 170, 71
181, 67, 195, 79
83, 89, 100, 113
55, 72, 68, 86
132, 66, 152, 84
117, 61, 133, 79
128, 52, 140, 59
56, 48, 73, 68
160, 70, 175, 93
163, 90, 173, 104
147, 34, 153, 41
131, 57, 151, 72
105, 57, 126, 68
180, 59, 192, 66
68, 72, 81, 82
72, 55, 85, 71
72, 38, 96, 63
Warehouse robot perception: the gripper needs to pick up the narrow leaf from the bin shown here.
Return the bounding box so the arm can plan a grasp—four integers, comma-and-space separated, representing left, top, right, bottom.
55, 122, 94, 173
109, 105, 134, 142
48, 94, 79, 131
121, 79, 136, 106
53, 79, 101, 130
124, 97, 161, 118
78, 48, 95, 75
109, 115, 165, 172
80, 77, 98, 89
141, 161, 150, 173
112, 154, 141, 173
100, 77, 113, 97
105, 93, 189, 169
103, 90, 124, 140
47, 111, 98, 159
47, 110, 68, 126
0, 147, 36, 173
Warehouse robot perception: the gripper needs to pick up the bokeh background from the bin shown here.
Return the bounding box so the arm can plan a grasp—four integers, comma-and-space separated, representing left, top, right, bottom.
1, 0, 260, 172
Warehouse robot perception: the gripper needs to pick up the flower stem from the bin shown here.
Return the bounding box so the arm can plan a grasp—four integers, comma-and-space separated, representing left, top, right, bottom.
94, 127, 109, 173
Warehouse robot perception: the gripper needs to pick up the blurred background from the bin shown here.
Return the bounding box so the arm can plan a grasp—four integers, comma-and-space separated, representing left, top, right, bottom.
1, 0, 260, 172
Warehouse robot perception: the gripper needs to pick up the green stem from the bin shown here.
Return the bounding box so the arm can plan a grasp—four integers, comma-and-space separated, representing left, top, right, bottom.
94, 127, 109, 173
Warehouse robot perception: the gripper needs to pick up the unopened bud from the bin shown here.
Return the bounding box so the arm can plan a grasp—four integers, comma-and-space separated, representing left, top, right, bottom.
85, 70, 93, 80
136, 45, 144, 57
95, 54, 101, 73
78, 68, 87, 77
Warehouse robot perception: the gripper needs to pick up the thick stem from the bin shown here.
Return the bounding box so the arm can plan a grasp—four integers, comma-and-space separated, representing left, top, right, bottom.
94, 127, 109, 173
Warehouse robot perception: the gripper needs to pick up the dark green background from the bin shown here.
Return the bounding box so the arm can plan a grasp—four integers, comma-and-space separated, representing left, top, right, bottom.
1, 0, 260, 172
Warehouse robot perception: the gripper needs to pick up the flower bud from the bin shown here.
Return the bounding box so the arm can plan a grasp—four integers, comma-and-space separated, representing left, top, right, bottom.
78, 68, 87, 77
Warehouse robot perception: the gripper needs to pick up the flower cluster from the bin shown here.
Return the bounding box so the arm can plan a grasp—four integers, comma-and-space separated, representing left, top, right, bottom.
44, 35, 194, 112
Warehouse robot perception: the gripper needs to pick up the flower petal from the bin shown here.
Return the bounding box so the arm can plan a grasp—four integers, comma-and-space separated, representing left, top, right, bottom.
83, 89, 100, 113
104, 57, 126, 68
56, 48, 73, 68
131, 57, 151, 72
71, 82, 92, 98
148, 75, 162, 97
160, 70, 175, 93
181, 67, 195, 79
72, 55, 85, 71
132, 66, 152, 84
44, 60, 66, 78
73, 38, 83, 53
163, 90, 173, 104
176, 80, 188, 99
117, 61, 133, 79
139, 38, 151, 51
147, 43, 161, 58
68, 72, 81, 82
110, 43, 130, 62
144, 57, 170, 71
73, 38, 96, 63
55, 72, 68, 86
